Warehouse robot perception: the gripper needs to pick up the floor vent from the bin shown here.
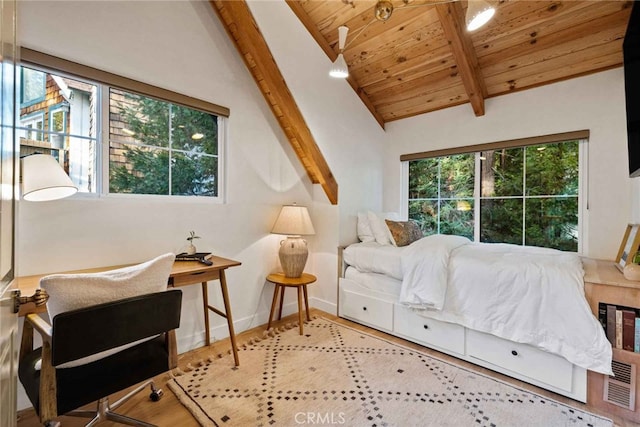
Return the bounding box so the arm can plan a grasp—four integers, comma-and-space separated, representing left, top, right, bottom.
604, 359, 636, 410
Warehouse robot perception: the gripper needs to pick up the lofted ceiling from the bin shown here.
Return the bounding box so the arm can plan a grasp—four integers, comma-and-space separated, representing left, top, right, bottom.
287, 0, 633, 127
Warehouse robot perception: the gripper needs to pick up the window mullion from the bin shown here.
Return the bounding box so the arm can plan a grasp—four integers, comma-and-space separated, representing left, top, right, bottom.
437, 159, 441, 235
522, 147, 527, 246
168, 103, 172, 196
474, 152, 481, 242
100, 85, 109, 195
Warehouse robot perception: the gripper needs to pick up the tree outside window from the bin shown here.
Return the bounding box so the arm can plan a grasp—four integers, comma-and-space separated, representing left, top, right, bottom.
109, 89, 219, 197
408, 140, 580, 251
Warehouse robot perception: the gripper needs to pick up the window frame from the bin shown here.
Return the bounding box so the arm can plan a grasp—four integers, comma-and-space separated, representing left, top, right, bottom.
401, 132, 589, 254
19, 48, 229, 203
20, 66, 46, 107
19, 111, 45, 142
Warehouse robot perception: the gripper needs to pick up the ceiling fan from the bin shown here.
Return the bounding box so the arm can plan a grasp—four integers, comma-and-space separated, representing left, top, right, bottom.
329, 0, 496, 78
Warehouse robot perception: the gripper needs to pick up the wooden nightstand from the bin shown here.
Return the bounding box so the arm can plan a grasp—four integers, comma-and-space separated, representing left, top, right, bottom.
583, 258, 640, 423
266, 273, 317, 335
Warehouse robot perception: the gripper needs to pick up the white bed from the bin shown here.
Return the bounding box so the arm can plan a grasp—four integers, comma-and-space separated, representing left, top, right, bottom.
339, 233, 612, 402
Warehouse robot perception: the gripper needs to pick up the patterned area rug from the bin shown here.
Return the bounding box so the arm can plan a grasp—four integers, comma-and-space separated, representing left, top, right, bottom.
168, 317, 612, 427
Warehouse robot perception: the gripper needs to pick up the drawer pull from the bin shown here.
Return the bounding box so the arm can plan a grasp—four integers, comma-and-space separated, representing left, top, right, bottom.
362, 306, 367, 311
423, 324, 429, 330
511, 350, 518, 356
190, 271, 206, 276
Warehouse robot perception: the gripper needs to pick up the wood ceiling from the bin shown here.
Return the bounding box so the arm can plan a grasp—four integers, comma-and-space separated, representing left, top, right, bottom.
288, 0, 633, 127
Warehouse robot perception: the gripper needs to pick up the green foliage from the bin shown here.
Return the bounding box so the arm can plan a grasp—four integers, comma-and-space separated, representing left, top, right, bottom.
109, 90, 218, 196
408, 141, 580, 251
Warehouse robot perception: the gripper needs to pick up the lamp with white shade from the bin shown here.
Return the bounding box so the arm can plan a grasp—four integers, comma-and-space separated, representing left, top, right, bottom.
271, 204, 315, 278
21, 154, 78, 202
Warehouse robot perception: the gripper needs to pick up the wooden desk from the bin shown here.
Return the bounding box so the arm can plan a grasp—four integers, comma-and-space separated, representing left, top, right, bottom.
16, 255, 242, 366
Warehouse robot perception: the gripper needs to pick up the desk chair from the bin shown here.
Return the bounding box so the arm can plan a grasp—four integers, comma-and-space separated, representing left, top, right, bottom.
19, 289, 182, 427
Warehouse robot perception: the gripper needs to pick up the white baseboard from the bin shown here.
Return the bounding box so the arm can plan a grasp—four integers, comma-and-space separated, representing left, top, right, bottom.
176, 298, 337, 354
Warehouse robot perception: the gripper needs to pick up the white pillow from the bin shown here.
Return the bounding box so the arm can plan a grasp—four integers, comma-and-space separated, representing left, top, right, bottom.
39, 252, 175, 368
366, 211, 400, 245
357, 212, 375, 242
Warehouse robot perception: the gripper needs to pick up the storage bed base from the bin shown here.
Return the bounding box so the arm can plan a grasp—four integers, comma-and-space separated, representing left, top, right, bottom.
339, 277, 587, 402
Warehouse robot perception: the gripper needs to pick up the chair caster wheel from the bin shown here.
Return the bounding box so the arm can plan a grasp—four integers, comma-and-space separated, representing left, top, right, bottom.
150, 389, 164, 401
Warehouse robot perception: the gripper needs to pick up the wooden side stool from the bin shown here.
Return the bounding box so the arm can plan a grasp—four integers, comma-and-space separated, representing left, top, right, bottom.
266, 272, 317, 335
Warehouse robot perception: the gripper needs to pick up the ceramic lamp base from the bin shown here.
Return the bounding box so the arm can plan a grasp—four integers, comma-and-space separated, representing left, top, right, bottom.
279, 236, 308, 278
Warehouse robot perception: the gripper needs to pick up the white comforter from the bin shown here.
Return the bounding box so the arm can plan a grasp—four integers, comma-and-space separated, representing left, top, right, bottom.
399, 235, 612, 375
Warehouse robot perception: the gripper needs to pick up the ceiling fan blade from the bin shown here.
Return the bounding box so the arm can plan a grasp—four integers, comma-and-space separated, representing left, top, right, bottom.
338, 26, 349, 50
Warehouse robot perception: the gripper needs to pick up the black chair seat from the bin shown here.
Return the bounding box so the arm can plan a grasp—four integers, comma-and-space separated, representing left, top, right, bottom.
20, 335, 170, 416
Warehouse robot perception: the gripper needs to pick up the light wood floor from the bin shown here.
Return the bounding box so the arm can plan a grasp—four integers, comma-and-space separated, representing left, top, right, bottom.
17, 309, 639, 427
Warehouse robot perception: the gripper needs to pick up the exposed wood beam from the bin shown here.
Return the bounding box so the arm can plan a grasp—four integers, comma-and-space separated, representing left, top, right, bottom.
435, 2, 487, 116
210, 0, 338, 204
286, 0, 386, 129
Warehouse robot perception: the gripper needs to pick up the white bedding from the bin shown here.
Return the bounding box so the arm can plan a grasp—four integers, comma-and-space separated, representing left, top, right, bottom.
344, 266, 401, 297
343, 241, 405, 280
343, 235, 613, 375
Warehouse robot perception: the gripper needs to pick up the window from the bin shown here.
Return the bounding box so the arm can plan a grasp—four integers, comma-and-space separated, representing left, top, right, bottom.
17, 71, 98, 193
405, 136, 585, 252
108, 89, 220, 197
17, 54, 227, 200
20, 67, 45, 106
19, 112, 44, 142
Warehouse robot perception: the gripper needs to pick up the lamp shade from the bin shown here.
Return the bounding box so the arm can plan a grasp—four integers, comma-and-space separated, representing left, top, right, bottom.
466, 0, 495, 31
271, 204, 315, 236
329, 54, 349, 79
22, 154, 78, 202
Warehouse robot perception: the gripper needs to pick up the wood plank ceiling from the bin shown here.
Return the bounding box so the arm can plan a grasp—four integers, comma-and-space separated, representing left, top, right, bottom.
288, 0, 633, 126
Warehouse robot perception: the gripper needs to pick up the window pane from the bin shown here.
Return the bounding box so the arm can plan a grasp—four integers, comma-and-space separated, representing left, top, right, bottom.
480, 198, 523, 244
440, 199, 474, 240
526, 141, 579, 196
408, 199, 438, 235
525, 197, 578, 251
68, 136, 97, 193
481, 148, 523, 197
171, 105, 218, 155
110, 89, 170, 148
439, 154, 474, 198
171, 153, 218, 197
408, 159, 438, 199
21, 67, 45, 105
18, 67, 98, 193
109, 145, 170, 195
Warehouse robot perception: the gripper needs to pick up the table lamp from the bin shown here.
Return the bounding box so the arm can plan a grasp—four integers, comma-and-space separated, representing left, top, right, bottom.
271, 204, 315, 278
22, 154, 78, 201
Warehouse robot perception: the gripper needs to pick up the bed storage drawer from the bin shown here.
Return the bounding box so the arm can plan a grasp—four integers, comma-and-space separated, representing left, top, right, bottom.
340, 288, 394, 332
467, 330, 573, 392
394, 306, 465, 355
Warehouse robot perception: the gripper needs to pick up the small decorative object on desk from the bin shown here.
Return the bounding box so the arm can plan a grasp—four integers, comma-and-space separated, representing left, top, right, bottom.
186, 231, 200, 255
175, 252, 213, 265
623, 252, 640, 281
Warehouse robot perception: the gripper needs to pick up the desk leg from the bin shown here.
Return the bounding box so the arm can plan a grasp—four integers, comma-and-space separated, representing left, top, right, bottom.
219, 270, 240, 367
267, 284, 280, 330
201, 282, 211, 346
297, 285, 304, 335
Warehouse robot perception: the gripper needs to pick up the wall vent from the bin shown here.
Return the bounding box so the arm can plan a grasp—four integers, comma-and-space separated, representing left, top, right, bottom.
604, 359, 636, 410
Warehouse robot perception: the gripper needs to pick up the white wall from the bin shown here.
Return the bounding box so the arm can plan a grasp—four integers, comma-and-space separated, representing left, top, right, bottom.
247, 0, 387, 312
17, 0, 386, 368
381, 69, 634, 260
